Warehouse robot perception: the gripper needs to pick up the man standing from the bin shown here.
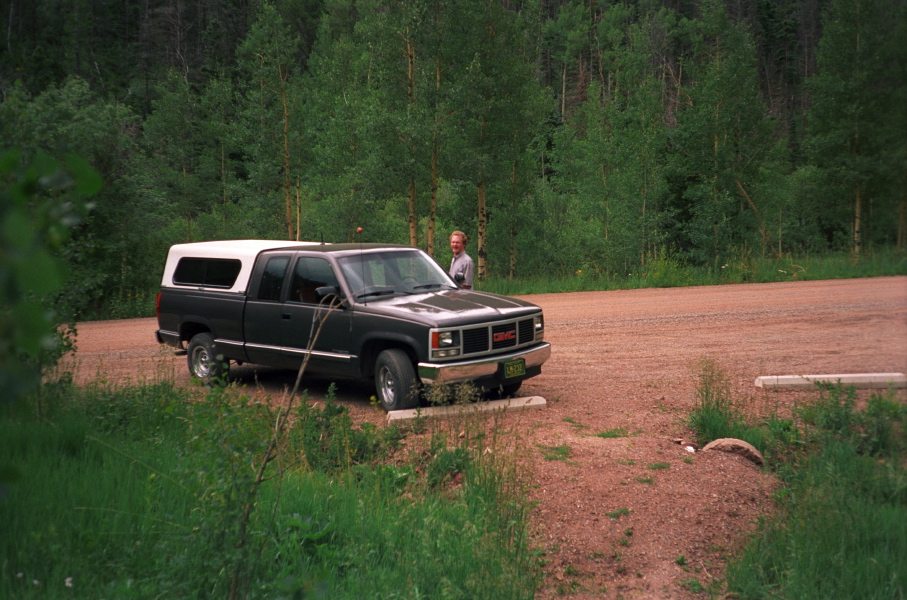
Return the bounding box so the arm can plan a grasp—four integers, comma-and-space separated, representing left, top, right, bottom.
449, 230, 475, 289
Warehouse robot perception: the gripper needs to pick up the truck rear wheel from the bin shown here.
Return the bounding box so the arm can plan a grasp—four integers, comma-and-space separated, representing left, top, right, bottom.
375, 349, 419, 411
187, 332, 228, 385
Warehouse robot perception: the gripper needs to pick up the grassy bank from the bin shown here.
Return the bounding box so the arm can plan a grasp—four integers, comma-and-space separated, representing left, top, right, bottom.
481, 248, 907, 296
0, 381, 538, 599
687, 360, 907, 598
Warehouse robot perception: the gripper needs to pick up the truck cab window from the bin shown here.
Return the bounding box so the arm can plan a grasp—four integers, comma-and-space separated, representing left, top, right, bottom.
291, 257, 339, 303
257, 256, 290, 301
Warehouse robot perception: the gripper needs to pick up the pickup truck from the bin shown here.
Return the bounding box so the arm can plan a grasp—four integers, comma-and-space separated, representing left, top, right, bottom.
155, 240, 551, 411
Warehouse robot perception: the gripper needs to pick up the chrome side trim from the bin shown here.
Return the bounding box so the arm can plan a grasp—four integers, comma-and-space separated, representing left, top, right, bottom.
215, 338, 245, 351
418, 343, 551, 385
281, 347, 353, 362
242, 342, 352, 362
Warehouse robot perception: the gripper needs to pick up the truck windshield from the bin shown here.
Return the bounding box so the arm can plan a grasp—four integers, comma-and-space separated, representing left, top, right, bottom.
337, 249, 457, 301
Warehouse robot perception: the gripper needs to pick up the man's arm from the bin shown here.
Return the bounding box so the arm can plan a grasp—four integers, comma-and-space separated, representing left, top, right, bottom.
463, 256, 475, 288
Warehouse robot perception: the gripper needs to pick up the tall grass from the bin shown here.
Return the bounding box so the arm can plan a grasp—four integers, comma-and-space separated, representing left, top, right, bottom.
1, 380, 538, 598
686, 361, 907, 599
480, 248, 907, 296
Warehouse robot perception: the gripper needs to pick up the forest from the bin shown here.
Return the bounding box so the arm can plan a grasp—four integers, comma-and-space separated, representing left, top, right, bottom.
1, 0, 905, 317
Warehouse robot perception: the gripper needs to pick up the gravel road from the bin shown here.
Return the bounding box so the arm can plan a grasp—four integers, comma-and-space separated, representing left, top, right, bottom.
70, 276, 907, 599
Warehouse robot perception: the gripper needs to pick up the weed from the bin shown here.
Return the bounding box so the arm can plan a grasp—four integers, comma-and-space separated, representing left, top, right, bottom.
595, 427, 630, 439
648, 462, 670, 470
687, 358, 747, 445
563, 417, 587, 428
681, 578, 704, 593
607, 508, 630, 519
538, 444, 571, 461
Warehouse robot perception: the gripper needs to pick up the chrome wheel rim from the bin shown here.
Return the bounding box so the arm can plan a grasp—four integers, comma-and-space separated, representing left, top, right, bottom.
378, 365, 395, 407
191, 347, 211, 378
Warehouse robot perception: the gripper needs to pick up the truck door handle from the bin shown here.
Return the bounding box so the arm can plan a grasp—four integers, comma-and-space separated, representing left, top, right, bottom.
281, 313, 291, 320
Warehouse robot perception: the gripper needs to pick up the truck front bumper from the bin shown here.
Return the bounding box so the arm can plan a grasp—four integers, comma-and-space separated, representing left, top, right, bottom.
417, 343, 551, 386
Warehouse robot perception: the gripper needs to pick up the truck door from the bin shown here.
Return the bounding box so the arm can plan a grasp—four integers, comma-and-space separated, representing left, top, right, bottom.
281, 255, 353, 377
244, 253, 295, 368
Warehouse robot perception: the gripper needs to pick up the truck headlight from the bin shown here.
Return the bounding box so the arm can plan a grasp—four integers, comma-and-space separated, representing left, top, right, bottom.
431, 330, 460, 358
435, 331, 455, 347
534, 315, 544, 339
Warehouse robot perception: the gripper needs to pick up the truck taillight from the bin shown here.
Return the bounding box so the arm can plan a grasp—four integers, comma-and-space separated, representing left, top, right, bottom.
156, 292, 162, 320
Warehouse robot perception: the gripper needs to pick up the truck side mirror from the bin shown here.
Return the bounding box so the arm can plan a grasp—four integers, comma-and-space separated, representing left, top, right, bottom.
316, 285, 341, 301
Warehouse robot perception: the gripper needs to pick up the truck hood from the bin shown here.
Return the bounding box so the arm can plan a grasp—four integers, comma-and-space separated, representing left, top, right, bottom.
356, 289, 540, 326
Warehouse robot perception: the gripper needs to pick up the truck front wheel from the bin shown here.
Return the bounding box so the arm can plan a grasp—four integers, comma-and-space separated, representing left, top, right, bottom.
375, 349, 419, 411
187, 332, 228, 385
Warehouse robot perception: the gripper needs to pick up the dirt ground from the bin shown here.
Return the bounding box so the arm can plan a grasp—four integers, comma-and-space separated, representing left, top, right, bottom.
68, 276, 907, 599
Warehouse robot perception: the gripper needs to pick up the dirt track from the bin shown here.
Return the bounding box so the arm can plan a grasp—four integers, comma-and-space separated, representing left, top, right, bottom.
71, 276, 907, 599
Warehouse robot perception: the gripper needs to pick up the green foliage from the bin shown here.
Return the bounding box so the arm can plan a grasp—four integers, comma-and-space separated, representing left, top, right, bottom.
296, 384, 404, 473
808, 0, 907, 252
684, 360, 907, 598
0, 148, 99, 402
425, 435, 473, 488
687, 358, 807, 464
798, 384, 907, 457
725, 386, 907, 599
2, 0, 905, 312
686, 357, 749, 444
1, 378, 537, 599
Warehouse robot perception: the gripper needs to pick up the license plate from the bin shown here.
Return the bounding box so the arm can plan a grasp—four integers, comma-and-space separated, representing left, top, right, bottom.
503, 358, 526, 379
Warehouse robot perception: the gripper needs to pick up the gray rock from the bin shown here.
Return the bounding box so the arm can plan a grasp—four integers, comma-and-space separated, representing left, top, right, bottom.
702, 438, 764, 466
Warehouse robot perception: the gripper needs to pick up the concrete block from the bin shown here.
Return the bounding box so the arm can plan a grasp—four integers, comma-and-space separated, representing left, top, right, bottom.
755, 373, 906, 390
386, 396, 547, 422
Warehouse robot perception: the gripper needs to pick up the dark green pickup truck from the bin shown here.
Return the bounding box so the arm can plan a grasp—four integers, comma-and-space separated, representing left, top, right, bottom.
155, 240, 551, 411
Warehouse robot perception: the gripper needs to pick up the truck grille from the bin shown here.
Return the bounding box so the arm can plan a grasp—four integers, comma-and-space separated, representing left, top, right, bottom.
518, 318, 535, 344
457, 318, 536, 357
463, 327, 489, 354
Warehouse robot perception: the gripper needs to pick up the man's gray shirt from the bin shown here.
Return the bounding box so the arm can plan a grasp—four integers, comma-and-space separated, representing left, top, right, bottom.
449, 252, 475, 287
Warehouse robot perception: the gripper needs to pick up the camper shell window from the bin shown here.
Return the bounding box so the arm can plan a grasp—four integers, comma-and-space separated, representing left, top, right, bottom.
172, 258, 242, 288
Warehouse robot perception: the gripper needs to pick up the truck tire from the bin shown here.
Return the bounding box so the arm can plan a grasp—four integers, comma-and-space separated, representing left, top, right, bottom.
187, 332, 228, 385
375, 349, 419, 411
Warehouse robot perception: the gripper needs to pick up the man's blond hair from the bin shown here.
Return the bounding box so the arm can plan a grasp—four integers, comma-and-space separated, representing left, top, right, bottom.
450, 230, 468, 245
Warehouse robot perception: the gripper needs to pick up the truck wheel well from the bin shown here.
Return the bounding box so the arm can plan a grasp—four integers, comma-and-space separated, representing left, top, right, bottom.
361, 341, 416, 379
180, 323, 211, 347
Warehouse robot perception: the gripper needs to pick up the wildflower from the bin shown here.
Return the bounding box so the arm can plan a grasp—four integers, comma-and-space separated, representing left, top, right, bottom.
16, 573, 23, 578
33, 579, 40, 586
65, 577, 74, 588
